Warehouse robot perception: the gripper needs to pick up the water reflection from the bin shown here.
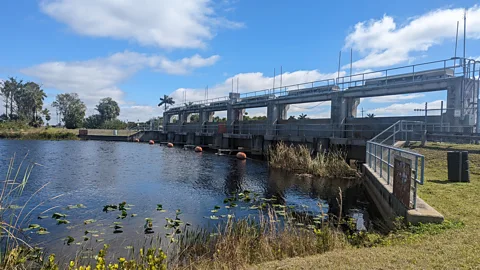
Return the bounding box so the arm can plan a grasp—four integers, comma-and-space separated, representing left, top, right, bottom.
0, 140, 374, 257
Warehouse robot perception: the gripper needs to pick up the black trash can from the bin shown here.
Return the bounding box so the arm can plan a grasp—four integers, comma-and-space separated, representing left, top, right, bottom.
447, 151, 470, 182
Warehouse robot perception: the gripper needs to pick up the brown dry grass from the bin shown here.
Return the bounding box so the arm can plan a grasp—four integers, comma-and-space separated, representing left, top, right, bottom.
255, 142, 480, 269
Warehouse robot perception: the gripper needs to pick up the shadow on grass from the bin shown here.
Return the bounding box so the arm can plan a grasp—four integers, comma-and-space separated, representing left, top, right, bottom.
409, 145, 480, 154
428, 179, 466, 184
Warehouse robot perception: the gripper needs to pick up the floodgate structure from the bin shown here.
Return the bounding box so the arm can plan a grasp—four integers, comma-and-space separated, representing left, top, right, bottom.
91, 57, 480, 224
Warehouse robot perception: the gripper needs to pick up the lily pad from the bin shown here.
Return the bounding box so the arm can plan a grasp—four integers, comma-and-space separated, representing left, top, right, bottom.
57, 219, 70, 225
84, 219, 96, 225
52, 213, 67, 219
37, 216, 48, 219
65, 236, 74, 245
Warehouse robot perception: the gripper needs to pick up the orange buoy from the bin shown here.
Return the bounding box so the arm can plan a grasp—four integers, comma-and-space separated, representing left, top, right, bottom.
167, 143, 174, 148
149, 140, 154, 145
134, 138, 140, 142
236, 152, 247, 160
194, 146, 203, 152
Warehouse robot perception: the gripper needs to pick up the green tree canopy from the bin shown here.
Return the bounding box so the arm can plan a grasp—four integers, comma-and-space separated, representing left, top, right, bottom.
96, 97, 120, 121
52, 93, 86, 129
158, 95, 175, 111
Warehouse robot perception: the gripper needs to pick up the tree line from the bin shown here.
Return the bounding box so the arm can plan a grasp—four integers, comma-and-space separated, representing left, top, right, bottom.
0, 77, 126, 129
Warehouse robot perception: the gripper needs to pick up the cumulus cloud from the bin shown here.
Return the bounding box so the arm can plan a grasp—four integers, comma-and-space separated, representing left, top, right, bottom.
21, 51, 220, 111
40, 0, 243, 49
365, 93, 425, 103
366, 100, 445, 116
345, 6, 480, 69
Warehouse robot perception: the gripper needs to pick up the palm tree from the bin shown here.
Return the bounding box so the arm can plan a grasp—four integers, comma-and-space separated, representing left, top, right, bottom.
367, 113, 375, 118
158, 95, 175, 111
298, 113, 308, 120
184, 101, 194, 107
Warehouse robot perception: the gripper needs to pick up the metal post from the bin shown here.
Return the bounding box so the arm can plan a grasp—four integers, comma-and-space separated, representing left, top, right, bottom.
337, 51, 342, 81
454, 21, 459, 74
380, 146, 383, 178
374, 144, 377, 172
387, 148, 391, 184
440, 100, 444, 132
413, 156, 419, 209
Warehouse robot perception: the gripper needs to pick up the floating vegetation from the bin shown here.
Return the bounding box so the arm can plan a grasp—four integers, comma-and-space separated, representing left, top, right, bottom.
84, 219, 96, 224
65, 236, 75, 245
118, 210, 128, 219
66, 204, 86, 210
144, 218, 154, 234
36, 227, 50, 235
156, 204, 166, 212
8, 205, 22, 210
23, 224, 41, 231
37, 215, 48, 219
57, 219, 70, 225
52, 213, 67, 219
131, 214, 138, 217
103, 204, 118, 212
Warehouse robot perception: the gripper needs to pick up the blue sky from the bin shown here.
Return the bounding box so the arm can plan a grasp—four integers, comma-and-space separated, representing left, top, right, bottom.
1, 0, 480, 121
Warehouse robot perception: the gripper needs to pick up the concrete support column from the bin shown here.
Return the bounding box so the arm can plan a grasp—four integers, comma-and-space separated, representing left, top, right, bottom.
331, 94, 359, 138
162, 112, 171, 131
266, 103, 289, 135
199, 110, 214, 123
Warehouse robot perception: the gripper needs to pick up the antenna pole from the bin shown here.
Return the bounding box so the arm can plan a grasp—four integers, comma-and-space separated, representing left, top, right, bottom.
280, 66, 283, 92
463, 9, 467, 74
237, 77, 239, 93
350, 48, 353, 86
337, 51, 342, 81
273, 68, 276, 94
454, 21, 459, 73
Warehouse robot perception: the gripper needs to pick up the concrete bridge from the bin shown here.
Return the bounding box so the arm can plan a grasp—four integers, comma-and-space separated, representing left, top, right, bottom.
159, 57, 479, 160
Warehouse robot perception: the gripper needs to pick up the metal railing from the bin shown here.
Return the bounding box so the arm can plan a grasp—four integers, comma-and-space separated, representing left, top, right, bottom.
167, 57, 479, 112
365, 120, 426, 209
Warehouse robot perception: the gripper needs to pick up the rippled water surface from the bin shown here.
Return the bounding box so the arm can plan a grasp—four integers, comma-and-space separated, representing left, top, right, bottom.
0, 140, 371, 257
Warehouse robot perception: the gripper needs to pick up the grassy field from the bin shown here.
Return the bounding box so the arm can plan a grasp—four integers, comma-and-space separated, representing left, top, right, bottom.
0, 126, 136, 140
256, 142, 480, 269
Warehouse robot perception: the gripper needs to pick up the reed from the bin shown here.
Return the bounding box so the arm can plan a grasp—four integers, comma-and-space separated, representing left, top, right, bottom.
268, 142, 357, 179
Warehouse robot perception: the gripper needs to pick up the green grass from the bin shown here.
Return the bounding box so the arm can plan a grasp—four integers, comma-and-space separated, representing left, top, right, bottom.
256, 142, 480, 269
0, 126, 136, 140
0, 127, 78, 140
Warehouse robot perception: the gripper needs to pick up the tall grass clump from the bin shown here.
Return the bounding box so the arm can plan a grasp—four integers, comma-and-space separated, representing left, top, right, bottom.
175, 209, 343, 269
268, 142, 358, 179
0, 155, 55, 269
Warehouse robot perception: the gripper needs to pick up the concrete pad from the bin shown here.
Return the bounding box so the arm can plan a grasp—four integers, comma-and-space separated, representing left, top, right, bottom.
363, 164, 444, 225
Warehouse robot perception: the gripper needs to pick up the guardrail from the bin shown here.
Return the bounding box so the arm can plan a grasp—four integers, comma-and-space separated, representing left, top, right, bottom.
167, 57, 479, 111
365, 120, 425, 208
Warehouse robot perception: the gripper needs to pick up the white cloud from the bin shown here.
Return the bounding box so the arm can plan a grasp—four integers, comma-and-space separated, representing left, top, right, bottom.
365, 93, 425, 103
367, 99, 445, 116
21, 51, 219, 112
40, 0, 243, 49
345, 5, 480, 69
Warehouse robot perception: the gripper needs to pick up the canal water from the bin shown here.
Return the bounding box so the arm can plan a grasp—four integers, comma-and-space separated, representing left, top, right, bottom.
0, 140, 374, 258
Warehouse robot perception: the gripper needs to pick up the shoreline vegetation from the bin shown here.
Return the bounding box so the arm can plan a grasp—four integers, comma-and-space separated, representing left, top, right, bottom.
268, 141, 358, 179
1, 143, 469, 269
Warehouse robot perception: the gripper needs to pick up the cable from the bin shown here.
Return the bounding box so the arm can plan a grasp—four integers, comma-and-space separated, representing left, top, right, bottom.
289, 101, 326, 110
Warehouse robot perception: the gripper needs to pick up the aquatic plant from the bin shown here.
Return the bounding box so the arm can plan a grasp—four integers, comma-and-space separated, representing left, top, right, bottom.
0, 154, 61, 268
268, 141, 358, 179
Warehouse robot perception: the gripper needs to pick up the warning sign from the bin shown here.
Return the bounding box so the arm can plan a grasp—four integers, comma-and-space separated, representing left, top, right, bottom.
393, 156, 412, 209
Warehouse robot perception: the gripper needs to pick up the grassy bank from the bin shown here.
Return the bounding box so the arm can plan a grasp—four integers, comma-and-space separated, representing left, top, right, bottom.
0, 127, 79, 140
257, 142, 480, 269
4, 142, 476, 269
268, 142, 357, 179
